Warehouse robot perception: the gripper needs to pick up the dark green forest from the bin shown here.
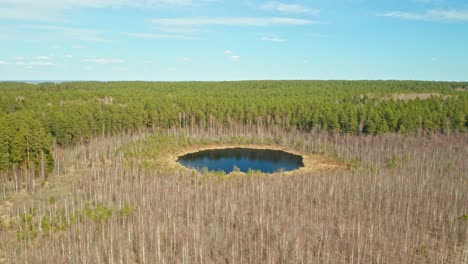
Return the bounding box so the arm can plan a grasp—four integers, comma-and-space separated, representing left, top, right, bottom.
0, 80, 467, 174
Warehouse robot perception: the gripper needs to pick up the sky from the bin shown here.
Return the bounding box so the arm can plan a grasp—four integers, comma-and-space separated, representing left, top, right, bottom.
0, 0, 467, 81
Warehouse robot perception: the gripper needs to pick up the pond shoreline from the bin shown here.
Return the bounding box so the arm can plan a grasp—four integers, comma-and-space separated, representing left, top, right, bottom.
166, 144, 347, 175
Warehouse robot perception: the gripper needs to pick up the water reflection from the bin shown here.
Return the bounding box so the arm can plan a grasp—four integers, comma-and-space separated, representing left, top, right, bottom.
177, 148, 304, 174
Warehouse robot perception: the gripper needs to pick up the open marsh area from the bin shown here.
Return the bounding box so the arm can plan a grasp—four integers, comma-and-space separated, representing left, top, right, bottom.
1, 127, 467, 263
0, 81, 467, 263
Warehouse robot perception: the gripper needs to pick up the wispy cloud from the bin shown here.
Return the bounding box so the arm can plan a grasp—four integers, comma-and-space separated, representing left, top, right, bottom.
28, 61, 54, 66
113, 67, 128, 72
380, 9, 468, 22
0, 0, 201, 21
35, 56, 50, 60
21, 25, 111, 42
177, 57, 192, 62
120, 32, 195, 40
64, 54, 73, 59
260, 2, 320, 15
67, 0, 195, 8
82, 58, 125, 64
260, 35, 287, 42
0, 7, 64, 22
0, 61, 9, 65
223, 50, 240, 61
152, 17, 316, 27
308, 33, 329, 38
15, 61, 55, 66
159, 27, 204, 34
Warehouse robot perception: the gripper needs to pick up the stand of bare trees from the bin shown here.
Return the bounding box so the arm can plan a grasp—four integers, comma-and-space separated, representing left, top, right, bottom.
1, 126, 467, 263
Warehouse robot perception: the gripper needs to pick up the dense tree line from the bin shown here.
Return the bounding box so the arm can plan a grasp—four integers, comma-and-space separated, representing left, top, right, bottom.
0, 80, 467, 173
0, 112, 54, 174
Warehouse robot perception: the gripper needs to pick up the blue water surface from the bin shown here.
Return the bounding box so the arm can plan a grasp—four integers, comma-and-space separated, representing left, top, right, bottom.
177, 148, 304, 174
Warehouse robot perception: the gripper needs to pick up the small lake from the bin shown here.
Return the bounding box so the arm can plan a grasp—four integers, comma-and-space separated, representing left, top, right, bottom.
177, 148, 304, 174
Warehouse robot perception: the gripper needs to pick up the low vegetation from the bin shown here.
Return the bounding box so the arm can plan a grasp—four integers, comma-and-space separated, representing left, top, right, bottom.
1, 125, 466, 263
0, 81, 467, 263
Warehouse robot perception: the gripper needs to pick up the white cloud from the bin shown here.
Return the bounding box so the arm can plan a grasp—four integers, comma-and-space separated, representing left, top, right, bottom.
15, 61, 54, 66
0, 0, 201, 21
120, 32, 194, 40
72, 45, 84, 49
309, 33, 328, 38
260, 2, 320, 15
29, 61, 54, 66
223, 50, 240, 61
380, 9, 468, 22
0, 61, 9, 65
82, 58, 125, 64
35, 56, 49, 60
260, 35, 287, 42
0, 0, 195, 8
0, 24, 106, 43
20, 25, 110, 42
114, 67, 128, 72
64, 54, 73, 59
65, 0, 195, 8
0, 7, 63, 22
159, 27, 203, 34
152, 17, 315, 27
177, 57, 192, 62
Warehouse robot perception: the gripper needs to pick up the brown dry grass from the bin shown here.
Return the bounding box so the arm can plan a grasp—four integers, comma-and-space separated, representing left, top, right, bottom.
0, 127, 467, 263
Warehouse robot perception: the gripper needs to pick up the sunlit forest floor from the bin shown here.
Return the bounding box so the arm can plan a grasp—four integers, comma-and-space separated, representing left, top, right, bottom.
1, 126, 466, 263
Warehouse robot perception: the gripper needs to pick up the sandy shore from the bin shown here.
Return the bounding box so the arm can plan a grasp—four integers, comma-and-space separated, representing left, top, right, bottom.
165, 144, 346, 175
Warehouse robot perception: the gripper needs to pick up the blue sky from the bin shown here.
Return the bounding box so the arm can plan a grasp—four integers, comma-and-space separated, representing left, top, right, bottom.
0, 0, 467, 81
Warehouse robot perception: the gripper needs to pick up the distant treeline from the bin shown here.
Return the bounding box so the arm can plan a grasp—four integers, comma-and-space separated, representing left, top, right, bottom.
0, 80, 467, 173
